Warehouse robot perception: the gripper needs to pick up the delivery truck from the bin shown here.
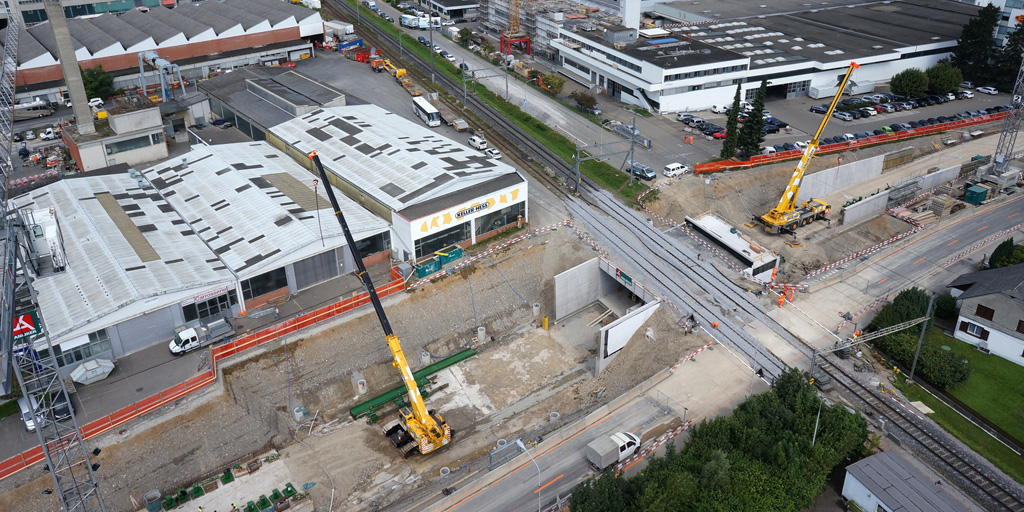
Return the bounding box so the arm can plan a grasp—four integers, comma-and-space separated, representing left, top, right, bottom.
586, 432, 641, 471
169, 318, 234, 355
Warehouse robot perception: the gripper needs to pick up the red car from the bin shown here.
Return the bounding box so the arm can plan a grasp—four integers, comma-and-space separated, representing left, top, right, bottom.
713, 129, 728, 139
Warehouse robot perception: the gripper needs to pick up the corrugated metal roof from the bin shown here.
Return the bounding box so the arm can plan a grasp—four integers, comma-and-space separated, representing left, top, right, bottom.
271, 105, 519, 212
14, 174, 234, 341
223, 0, 294, 25
138, 142, 388, 278
175, 2, 242, 35
845, 452, 968, 512
198, 1, 270, 31
88, 14, 153, 49
66, 17, 120, 54
147, 6, 215, 40
118, 9, 184, 45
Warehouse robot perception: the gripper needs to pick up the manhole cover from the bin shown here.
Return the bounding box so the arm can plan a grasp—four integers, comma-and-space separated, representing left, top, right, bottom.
941, 345, 951, 351
136, 387, 144, 392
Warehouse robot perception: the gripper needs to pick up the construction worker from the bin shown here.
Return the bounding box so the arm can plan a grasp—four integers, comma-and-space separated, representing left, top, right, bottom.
778, 295, 785, 308
232, 505, 238, 512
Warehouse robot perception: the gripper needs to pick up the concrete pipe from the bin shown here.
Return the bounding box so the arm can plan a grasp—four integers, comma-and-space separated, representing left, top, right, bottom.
533, 303, 541, 316
477, 326, 486, 341
357, 379, 368, 394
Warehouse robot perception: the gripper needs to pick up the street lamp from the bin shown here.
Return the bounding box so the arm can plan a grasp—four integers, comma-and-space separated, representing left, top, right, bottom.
429, 22, 435, 83
515, 439, 542, 512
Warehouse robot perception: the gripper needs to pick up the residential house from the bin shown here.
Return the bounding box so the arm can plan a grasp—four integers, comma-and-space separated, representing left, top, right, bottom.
947, 263, 1024, 366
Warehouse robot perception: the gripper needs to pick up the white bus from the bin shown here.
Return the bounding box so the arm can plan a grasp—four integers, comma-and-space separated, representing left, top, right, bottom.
413, 97, 441, 127
14, 100, 54, 121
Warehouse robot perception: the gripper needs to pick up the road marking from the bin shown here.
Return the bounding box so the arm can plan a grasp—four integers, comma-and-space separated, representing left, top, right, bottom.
912, 257, 925, 265
1010, 212, 1021, 219
535, 474, 564, 493
947, 239, 958, 246
877, 277, 889, 284
977, 225, 989, 231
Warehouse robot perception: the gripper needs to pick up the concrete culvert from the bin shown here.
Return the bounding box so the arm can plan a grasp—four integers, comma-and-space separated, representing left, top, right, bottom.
440, 467, 450, 477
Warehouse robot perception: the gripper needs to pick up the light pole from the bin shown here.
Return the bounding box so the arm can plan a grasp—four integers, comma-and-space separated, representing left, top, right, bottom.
429, 25, 435, 83
908, 293, 935, 384
515, 440, 542, 512
399, 31, 403, 60
683, 407, 688, 424
811, 399, 824, 446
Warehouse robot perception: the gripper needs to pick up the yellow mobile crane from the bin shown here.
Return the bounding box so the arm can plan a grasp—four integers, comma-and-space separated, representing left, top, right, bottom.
310, 152, 452, 457
759, 62, 859, 234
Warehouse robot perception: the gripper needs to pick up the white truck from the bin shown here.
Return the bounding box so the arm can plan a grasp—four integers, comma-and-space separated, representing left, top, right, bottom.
586, 432, 641, 471
169, 318, 234, 355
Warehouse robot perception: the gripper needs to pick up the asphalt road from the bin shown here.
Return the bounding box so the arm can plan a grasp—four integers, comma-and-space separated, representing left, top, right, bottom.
444, 399, 664, 512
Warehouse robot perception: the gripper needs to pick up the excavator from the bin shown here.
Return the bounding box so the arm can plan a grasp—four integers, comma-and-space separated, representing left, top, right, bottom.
309, 152, 452, 457
759, 62, 859, 234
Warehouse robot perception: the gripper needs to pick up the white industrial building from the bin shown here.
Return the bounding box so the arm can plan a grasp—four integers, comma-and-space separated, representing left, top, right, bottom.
553, 0, 980, 113
842, 451, 967, 512
15, 142, 388, 375
268, 105, 528, 261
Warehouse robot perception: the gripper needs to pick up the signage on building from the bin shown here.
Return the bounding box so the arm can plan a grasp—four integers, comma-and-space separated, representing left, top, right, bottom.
12, 311, 41, 341
181, 287, 228, 307
456, 202, 491, 219
418, 184, 525, 236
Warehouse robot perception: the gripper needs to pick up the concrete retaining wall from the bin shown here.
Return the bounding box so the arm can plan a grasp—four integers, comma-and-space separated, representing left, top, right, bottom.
841, 190, 892, 226
918, 164, 962, 191
554, 258, 614, 320
801, 154, 886, 200
597, 301, 661, 375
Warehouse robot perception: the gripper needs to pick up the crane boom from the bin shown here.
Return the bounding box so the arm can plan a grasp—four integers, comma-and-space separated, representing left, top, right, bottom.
760, 62, 859, 234
309, 152, 451, 456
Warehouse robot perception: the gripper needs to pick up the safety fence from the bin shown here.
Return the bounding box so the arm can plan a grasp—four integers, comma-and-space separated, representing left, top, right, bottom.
943, 223, 1023, 267
0, 268, 406, 481
805, 203, 925, 281
693, 112, 1009, 174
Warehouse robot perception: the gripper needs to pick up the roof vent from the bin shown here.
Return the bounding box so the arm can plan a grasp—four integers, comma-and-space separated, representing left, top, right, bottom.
872, 45, 883, 49
182, 158, 188, 168
931, 36, 941, 40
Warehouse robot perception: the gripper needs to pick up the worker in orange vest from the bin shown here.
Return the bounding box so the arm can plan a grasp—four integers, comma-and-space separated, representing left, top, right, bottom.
778, 295, 785, 308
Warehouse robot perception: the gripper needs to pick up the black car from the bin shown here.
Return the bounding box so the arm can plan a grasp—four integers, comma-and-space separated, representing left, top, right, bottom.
926, 118, 939, 125
820, 137, 836, 145
810, 105, 828, 114
907, 121, 920, 128
52, 390, 72, 421
872, 129, 886, 136
852, 132, 867, 140
782, 142, 797, 151
12, 132, 22, 142
936, 116, 953, 123
849, 110, 862, 119
890, 124, 905, 132
702, 124, 724, 136
453, 17, 467, 23
766, 117, 789, 128
762, 124, 780, 134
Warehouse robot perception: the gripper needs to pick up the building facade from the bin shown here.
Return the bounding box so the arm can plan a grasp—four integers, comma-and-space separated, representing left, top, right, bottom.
949, 263, 1024, 366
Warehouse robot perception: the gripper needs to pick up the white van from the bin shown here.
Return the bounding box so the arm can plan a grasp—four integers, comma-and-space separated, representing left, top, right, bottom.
762, 146, 777, 155
663, 163, 689, 177
468, 135, 488, 150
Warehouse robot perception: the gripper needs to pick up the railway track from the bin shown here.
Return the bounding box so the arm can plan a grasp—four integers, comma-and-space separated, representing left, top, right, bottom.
318, 3, 1024, 509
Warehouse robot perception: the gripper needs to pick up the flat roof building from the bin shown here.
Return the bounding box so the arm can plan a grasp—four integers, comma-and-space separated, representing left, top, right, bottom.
843, 451, 969, 512
268, 104, 528, 261
15, 142, 388, 376
553, 0, 979, 113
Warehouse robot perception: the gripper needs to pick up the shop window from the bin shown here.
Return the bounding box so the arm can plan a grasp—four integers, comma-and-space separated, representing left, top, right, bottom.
183, 290, 238, 323
38, 329, 113, 368
415, 223, 470, 258
474, 202, 525, 236
241, 268, 288, 300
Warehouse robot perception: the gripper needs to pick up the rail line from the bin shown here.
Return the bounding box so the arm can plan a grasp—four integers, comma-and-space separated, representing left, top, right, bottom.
318, 3, 1024, 509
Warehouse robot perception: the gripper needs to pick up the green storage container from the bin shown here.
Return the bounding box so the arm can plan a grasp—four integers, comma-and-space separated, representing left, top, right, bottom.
964, 185, 987, 205
437, 245, 464, 265
414, 257, 441, 277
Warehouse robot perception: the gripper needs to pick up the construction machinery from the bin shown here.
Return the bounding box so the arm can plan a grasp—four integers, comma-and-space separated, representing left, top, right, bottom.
309, 152, 452, 457
382, 59, 407, 79
758, 62, 859, 234
369, 55, 385, 72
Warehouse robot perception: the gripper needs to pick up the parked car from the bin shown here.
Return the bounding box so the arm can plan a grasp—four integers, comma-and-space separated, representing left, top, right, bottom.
444, 53, 456, 62
453, 18, 467, 23
958, 90, 974, 99
794, 140, 808, 149
676, 113, 695, 122
977, 86, 999, 95
701, 124, 724, 136
762, 124, 780, 134
418, 36, 428, 45
433, 45, 443, 53
12, 132, 22, 142
712, 129, 728, 139
88, 98, 104, 108
24, 129, 36, 140
442, 19, 455, 26
878, 103, 896, 113
484, 148, 502, 159
710, 104, 728, 114
663, 162, 689, 177
859, 107, 877, 116
833, 111, 854, 121
959, 81, 974, 89
41, 128, 58, 140
765, 117, 788, 127
908, 121, 920, 128
468, 135, 487, 149
459, 62, 470, 71
881, 125, 895, 134
809, 104, 828, 114
626, 160, 655, 180
872, 129, 886, 136
782, 142, 797, 151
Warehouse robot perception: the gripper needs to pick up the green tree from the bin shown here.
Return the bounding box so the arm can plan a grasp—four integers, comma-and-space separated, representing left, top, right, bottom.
890, 68, 928, 97
934, 293, 957, 320
952, 4, 1000, 82
737, 80, 767, 156
569, 90, 598, 111
995, 27, 1024, 90
541, 74, 566, 95
700, 449, 732, 488
457, 27, 473, 45
81, 65, 116, 102
720, 83, 742, 159
926, 63, 963, 93
989, 238, 1024, 268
